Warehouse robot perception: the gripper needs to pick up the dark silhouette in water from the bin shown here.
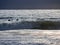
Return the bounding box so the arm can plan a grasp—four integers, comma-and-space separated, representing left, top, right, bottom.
16, 19, 19, 21
8, 19, 11, 21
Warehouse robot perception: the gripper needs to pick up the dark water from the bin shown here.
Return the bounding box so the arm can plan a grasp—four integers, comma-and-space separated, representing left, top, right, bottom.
0, 17, 60, 30
0, 43, 47, 45
0, 21, 39, 30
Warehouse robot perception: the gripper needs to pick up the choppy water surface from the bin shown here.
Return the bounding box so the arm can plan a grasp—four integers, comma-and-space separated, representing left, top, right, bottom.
0, 30, 60, 45
0, 10, 60, 30
0, 10, 60, 45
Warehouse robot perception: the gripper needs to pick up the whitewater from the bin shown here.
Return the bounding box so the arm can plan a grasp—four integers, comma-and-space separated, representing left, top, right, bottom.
0, 30, 60, 45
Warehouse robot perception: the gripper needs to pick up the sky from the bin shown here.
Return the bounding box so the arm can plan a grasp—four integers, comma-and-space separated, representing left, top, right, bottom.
0, 0, 60, 9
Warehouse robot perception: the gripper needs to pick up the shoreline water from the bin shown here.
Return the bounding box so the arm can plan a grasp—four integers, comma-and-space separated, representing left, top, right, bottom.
0, 30, 60, 45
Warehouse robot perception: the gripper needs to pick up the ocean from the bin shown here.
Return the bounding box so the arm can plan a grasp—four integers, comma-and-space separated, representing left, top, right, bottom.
0, 30, 60, 45
0, 10, 60, 45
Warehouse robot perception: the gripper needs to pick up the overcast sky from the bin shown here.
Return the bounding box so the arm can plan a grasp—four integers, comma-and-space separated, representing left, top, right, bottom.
0, 0, 60, 9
